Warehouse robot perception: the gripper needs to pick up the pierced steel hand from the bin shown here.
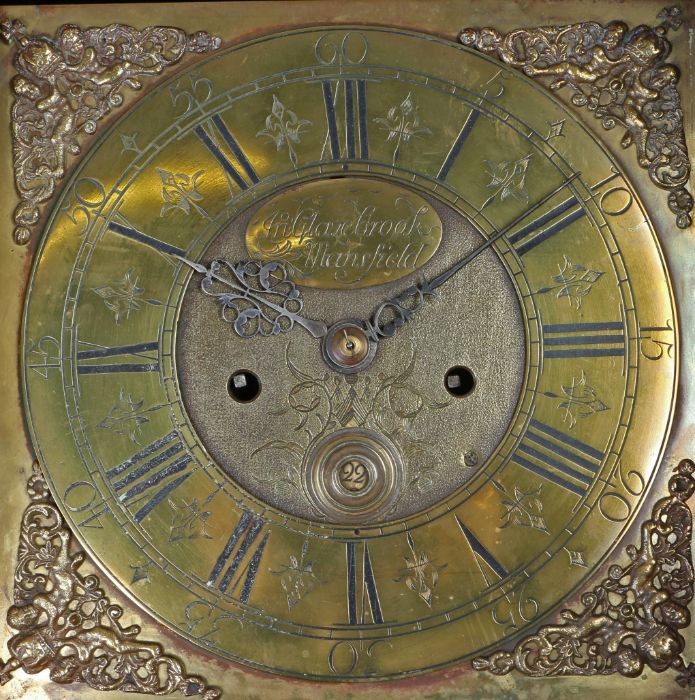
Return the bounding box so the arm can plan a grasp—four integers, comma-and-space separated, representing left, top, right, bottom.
361, 173, 581, 342
175, 255, 328, 339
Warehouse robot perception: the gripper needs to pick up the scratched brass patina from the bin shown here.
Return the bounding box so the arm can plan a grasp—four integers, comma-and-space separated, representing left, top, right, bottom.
245, 178, 443, 288
16, 23, 680, 684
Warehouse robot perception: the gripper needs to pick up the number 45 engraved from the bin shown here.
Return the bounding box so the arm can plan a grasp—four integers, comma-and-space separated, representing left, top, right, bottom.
639, 320, 674, 361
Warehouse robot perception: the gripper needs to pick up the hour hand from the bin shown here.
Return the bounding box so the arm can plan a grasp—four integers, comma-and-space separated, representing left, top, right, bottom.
174, 255, 328, 339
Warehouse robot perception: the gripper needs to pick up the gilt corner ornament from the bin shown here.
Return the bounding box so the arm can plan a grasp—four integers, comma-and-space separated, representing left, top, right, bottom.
461, 5, 693, 229
0, 17, 221, 246
473, 458, 695, 687
0, 463, 222, 699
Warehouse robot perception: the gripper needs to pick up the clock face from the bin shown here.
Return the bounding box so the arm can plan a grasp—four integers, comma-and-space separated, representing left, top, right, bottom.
22, 27, 677, 679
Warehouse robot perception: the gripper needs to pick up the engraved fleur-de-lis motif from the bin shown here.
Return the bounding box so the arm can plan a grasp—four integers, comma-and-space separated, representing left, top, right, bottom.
256, 94, 312, 167
92, 268, 162, 323
168, 492, 217, 543
270, 540, 323, 611
493, 480, 549, 533
394, 533, 446, 607
481, 154, 532, 209
157, 168, 209, 219
97, 388, 164, 444
543, 370, 608, 430
373, 92, 431, 165
537, 255, 604, 310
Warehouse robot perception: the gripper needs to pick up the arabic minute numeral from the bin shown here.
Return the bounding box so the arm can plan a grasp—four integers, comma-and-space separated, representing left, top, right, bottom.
639, 320, 674, 360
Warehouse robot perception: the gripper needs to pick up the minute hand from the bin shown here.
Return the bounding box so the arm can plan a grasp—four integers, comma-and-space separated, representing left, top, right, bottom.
363, 173, 581, 342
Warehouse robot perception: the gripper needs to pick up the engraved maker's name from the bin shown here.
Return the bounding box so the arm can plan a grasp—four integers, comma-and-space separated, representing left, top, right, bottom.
246, 178, 442, 288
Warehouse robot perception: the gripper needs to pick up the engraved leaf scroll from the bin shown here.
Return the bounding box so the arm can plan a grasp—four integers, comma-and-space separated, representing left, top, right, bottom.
0, 18, 221, 245
461, 6, 693, 228
0, 465, 221, 698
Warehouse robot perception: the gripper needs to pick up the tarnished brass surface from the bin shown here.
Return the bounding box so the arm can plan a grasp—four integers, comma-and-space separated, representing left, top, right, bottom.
245, 178, 443, 288
461, 6, 693, 229
474, 458, 695, 683
1, 2, 693, 699
19, 24, 678, 679
0, 464, 221, 698
0, 18, 220, 245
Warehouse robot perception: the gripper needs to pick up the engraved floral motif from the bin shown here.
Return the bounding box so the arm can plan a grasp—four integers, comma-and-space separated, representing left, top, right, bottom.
537, 255, 604, 310
481, 155, 532, 210
461, 7, 693, 228
394, 533, 446, 607
0, 465, 220, 698
493, 480, 549, 533
168, 491, 217, 543
157, 168, 209, 219
253, 345, 450, 510
373, 92, 431, 165
473, 459, 695, 683
97, 388, 165, 444
256, 94, 312, 167
92, 268, 162, 323
544, 370, 608, 430
270, 540, 323, 611
0, 19, 220, 244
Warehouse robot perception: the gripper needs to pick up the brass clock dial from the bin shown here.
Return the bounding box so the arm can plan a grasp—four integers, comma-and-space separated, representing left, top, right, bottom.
21, 25, 678, 681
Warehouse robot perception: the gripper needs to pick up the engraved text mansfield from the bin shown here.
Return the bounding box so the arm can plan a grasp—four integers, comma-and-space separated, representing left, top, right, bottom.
246, 178, 442, 288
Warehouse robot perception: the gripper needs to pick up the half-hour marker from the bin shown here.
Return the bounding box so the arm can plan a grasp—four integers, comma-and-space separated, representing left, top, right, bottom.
77, 341, 159, 374
207, 511, 270, 603
106, 430, 193, 522
512, 419, 604, 497
108, 222, 185, 257
456, 516, 508, 585
508, 194, 586, 256
194, 114, 259, 191
543, 321, 625, 359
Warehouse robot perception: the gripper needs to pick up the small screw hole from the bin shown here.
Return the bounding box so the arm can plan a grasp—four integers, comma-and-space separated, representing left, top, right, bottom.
228, 370, 261, 403
445, 366, 476, 397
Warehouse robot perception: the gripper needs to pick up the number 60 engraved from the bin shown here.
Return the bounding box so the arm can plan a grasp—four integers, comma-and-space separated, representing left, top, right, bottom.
315, 31, 368, 66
